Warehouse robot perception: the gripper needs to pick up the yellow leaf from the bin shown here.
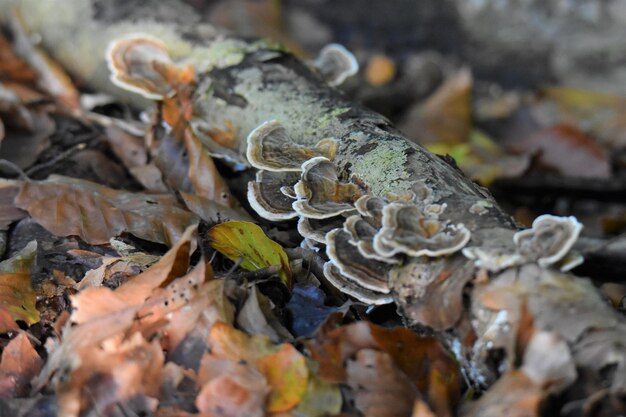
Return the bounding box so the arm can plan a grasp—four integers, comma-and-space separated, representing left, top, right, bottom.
0, 241, 39, 326
258, 344, 309, 412
208, 221, 292, 288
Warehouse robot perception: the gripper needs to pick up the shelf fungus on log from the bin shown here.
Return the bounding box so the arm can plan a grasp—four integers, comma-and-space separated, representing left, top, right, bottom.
463, 215, 583, 273
99, 28, 590, 326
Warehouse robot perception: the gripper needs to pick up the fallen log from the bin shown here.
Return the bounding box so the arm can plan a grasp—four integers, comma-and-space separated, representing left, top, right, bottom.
1, 0, 625, 414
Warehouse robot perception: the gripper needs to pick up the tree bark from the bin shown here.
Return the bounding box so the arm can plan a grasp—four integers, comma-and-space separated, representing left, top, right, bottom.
2, 0, 625, 413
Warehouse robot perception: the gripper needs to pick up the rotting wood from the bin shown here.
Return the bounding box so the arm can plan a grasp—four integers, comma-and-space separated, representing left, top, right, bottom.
2, 0, 625, 412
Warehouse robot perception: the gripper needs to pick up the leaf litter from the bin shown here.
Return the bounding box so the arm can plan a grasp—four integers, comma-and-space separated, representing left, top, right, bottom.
0, 11, 625, 417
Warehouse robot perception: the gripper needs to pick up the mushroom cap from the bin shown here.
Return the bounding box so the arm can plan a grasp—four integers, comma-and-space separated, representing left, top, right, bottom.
323, 262, 393, 305
246, 120, 337, 172
373, 202, 471, 258
326, 228, 392, 293
247, 170, 300, 220
312, 43, 359, 87
514, 214, 583, 268
293, 157, 362, 219
106, 34, 176, 99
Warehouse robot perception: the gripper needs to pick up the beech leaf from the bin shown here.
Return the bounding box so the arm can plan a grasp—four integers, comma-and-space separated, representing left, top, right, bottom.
14, 175, 198, 246
0, 241, 39, 327
207, 221, 292, 288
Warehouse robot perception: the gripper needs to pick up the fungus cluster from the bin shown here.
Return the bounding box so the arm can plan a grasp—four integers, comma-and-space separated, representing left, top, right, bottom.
105, 35, 585, 307
463, 214, 583, 272
246, 121, 472, 304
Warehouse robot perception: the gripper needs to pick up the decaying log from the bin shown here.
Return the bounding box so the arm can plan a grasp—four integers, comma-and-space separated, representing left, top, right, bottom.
2, 0, 625, 413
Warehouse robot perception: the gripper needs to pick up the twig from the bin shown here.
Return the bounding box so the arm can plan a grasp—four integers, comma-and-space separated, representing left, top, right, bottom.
25, 142, 86, 176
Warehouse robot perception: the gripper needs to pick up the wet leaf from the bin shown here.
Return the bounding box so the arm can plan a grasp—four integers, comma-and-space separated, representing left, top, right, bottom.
0, 241, 39, 326
208, 221, 292, 288
14, 175, 198, 246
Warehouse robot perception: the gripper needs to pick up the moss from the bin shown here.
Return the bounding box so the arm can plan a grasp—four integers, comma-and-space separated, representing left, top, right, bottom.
350, 134, 413, 197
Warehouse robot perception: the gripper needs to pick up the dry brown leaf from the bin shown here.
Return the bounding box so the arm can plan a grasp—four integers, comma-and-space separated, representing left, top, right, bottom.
510, 124, 610, 178
184, 129, 235, 208
9, 13, 80, 110
14, 175, 198, 246
347, 349, 418, 417
181, 191, 254, 224
114, 224, 196, 304
196, 359, 269, 417
399, 69, 472, 145
0, 179, 26, 230
307, 321, 459, 417
460, 371, 543, 417
0, 332, 43, 397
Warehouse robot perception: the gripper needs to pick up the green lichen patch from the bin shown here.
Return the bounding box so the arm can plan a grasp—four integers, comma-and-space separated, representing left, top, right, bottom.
349, 134, 413, 197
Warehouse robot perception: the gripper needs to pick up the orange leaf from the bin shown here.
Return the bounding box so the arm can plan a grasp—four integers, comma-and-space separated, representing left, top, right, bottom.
257, 344, 309, 412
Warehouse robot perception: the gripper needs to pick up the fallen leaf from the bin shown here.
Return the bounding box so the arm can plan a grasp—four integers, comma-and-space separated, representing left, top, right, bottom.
237, 286, 293, 343
104, 125, 148, 170
184, 129, 236, 208
510, 124, 610, 178
257, 343, 308, 412
292, 373, 342, 417
0, 332, 43, 397
208, 221, 292, 288
285, 285, 347, 337
180, 191, 254, 224
534, 86, 626, 148
0, 179, 26, 230
426, 130, 529, 186
307, 321, 459, 417
0, 241, 39, 326
399, 69, 472, 145
196, 358, 268, 417
460, 371, 542, 417
14, 175, 198, 246
9, 13, 80, 110
347, 349, 418, 417
114, 225, 196, 304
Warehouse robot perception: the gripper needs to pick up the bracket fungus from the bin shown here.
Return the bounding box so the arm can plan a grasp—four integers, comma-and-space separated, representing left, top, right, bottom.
292, 157, 363, 219
311, 43, 359, 87
372, 202, 471, 258
244, 120, 474, 306
246, 120, 337, 171
463, 214, 583, 272
106, 34, 191, 100
247, 170, 300, 221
